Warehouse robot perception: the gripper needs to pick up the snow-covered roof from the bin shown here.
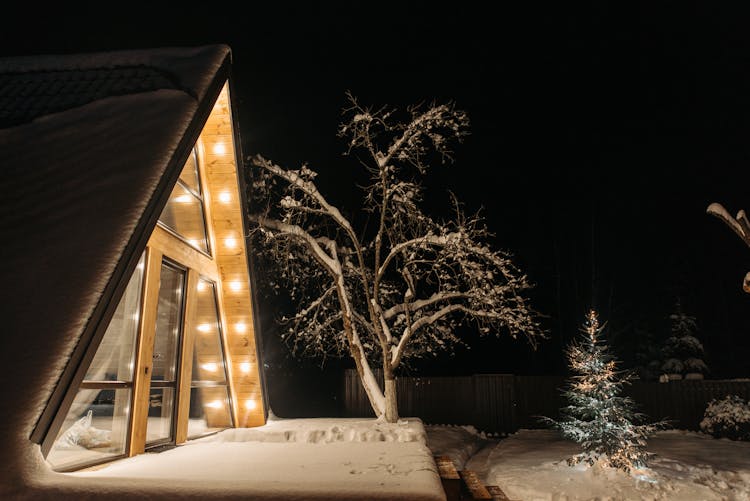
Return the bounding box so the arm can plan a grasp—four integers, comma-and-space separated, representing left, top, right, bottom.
0, 45, 232, 498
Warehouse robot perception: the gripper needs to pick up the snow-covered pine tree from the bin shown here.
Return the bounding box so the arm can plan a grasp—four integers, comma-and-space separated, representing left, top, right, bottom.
550, 309, 663, 472
660, 300, 708, 379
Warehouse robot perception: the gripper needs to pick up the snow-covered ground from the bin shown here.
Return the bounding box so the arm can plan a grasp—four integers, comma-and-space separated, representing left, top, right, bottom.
71, 416, 446, 501
426, 425, 750, 501
57, 417, 750, 500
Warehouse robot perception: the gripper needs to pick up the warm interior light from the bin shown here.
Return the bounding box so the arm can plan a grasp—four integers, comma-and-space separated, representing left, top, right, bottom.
174, 194, 192, 203
240, 362, 251, 373
245, 399, 257, 410
224, 236, 237, 249
228, 280, 242, 292
201, 362, 218, 372
218, 191, 231, 203
197, 281, 207, 292
206, 400, 222, 409
212, 142, 226, 155
197, 323, 211, 333
235, 322, 247, 333
188, 238, 200, 247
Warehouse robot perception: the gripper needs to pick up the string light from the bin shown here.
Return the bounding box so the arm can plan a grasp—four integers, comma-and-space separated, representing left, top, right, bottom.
240, 362, 251, 373
228, 280, 242, 292
224, 237, 237, 249
235, 322, 247, 333
212, 142, 226, 155
218, 191, 231, 203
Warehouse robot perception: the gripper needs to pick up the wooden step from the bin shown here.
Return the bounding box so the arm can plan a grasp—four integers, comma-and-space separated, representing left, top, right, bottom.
435, 455, 461, 501
434, 455, 518, 501
459, 470, 492, 500
486, 484, 512, 501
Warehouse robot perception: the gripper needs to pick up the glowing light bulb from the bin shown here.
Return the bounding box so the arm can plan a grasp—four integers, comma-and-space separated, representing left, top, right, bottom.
201, 362, 218, 372
228, 280, 242, 292
212, 142, 226, 155
245, 399, 257, 410
206, 400, 222, 409
235, 322, 247, 333
224, 237, 237, 249
218, 191, 231, 203
197, 323, 211, 333
240, 362, 251, 373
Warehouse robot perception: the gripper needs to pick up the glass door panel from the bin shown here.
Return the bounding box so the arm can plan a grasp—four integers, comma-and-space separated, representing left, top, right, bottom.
146, 261, 184, 446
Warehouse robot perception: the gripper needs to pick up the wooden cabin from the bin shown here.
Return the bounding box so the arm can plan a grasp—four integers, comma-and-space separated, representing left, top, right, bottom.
0, 44, 266, 491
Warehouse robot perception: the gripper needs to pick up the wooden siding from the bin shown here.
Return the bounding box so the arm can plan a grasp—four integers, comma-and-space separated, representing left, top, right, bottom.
199, 84, 265, 427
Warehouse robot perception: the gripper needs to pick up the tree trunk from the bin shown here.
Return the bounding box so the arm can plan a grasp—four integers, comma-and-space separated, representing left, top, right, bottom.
384, 374, 399, 423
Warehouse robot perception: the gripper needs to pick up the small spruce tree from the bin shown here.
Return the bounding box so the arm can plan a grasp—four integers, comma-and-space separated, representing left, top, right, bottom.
549, 309, 664, 472
661, 300, 708, 378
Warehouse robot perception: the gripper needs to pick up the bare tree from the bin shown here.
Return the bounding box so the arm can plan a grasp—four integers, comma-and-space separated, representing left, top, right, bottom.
247, 93, 545, 422
707, 203, 750, 292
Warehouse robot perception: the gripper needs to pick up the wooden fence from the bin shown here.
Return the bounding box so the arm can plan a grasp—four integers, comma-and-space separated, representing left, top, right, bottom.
343, 369, 750, 433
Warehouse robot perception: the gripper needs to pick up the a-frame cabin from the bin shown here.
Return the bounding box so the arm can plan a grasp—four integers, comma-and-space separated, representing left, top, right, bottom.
1, 44, 266, 493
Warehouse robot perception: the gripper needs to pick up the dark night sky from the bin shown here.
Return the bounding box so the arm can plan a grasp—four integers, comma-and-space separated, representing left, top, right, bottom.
3, 3, 750, 382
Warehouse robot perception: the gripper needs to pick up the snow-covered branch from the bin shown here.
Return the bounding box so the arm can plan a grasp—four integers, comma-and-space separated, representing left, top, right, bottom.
253, 155, 357, 237
382, 292, 469, 320
377, 233, 457, 280
249, 215, 338, 274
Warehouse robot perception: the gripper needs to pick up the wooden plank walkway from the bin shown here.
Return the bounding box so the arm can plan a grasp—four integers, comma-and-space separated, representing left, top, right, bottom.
434, 455, 519, 501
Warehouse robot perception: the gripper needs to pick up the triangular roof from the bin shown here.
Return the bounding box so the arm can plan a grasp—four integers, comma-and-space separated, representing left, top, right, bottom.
0, 45, 238, 495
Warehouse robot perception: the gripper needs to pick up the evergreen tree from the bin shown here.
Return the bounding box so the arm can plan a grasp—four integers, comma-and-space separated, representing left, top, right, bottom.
548, 309, 664, 472
660, 300, 708, 377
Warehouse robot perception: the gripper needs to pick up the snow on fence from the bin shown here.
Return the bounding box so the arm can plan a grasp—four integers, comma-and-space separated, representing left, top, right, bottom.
342, 369, 750, 433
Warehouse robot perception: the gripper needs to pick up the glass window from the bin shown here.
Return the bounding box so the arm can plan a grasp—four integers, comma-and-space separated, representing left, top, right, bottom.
47, 254, 145, 470
146, 262, 185, 446
188, 279, 233, 437
178, 149, 201, 194
158, 148, 211, 255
